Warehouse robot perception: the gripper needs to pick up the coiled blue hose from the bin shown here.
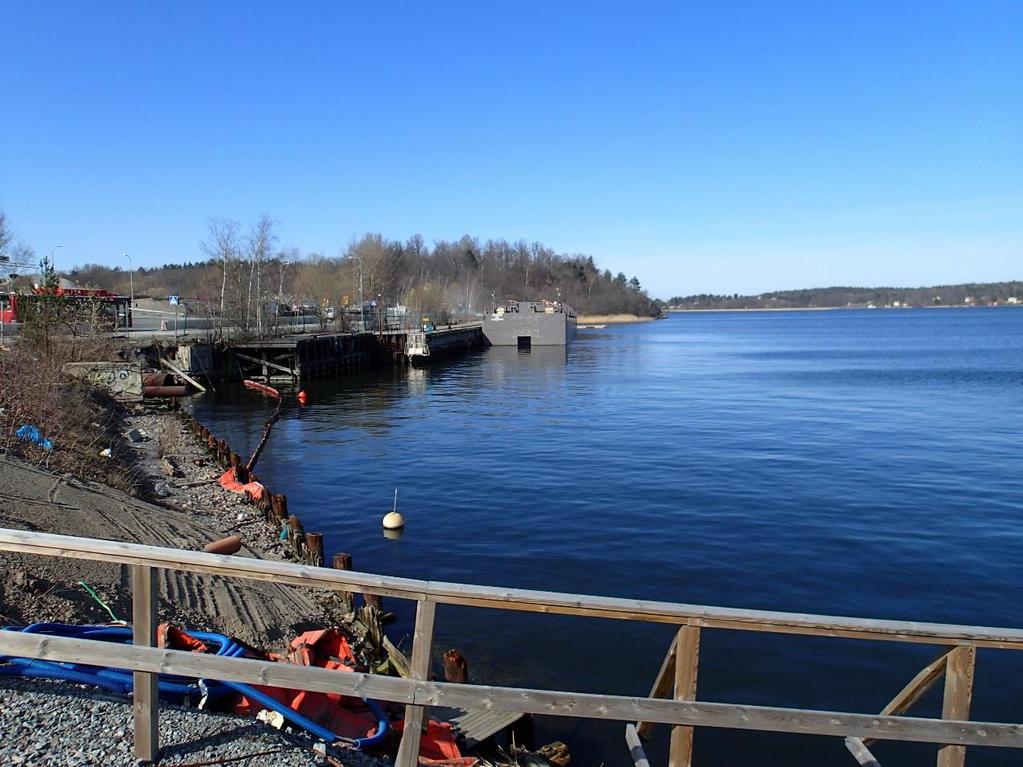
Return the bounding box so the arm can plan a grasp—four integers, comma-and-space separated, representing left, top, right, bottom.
0, 623, 389, 748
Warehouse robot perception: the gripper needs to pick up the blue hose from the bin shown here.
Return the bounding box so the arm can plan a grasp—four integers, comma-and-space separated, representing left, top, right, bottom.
0, 623, 389, 748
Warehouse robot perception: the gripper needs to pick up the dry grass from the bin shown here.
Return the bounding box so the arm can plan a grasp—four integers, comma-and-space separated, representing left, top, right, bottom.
0, 337, 146, 493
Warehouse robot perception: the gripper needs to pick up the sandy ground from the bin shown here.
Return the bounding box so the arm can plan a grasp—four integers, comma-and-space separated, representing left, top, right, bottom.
576, 313, 656, 324
0, 416, 346, 650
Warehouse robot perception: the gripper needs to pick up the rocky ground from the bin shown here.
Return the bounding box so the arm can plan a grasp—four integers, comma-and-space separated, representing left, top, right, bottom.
0, 676, 389, 767
0, 403, 397, 767
0, 406, 349, 651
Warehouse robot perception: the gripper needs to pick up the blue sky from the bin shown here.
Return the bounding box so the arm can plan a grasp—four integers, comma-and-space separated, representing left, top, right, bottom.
1, 1, 1020, 296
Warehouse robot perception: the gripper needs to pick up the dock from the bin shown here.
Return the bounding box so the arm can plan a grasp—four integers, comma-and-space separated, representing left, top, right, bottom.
226, 323, 486, 381
404, 322, 487, 363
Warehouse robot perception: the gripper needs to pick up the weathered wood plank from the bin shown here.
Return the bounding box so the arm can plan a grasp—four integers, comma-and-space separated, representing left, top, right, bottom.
636, 633, 678, 738
0, 529, 430, 601
625, 723, 652, 767
131, 565, 159, 763
669, 625, 700, 767
159, 357, 207, 392
863, 648, 951, 747
0, 630, 1020, 749
3, 530, 1023, 650
0, 629, 413, 702
232, 351, 296, 376
846, 737, 883, 766
937, 645, 976, 767
396, 600, 436, 767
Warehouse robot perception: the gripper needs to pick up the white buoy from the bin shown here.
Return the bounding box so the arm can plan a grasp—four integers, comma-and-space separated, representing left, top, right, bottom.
383, 488, 404, 530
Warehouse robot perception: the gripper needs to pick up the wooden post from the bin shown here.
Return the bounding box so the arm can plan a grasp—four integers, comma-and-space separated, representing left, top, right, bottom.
131, 565, 159, 763
332, 553, 354, 611
287, 516, 304, 557
396, 600, 436, 767
364, 592, 382, 610
271, 493, 288, 522
669, 625, 700, 767
305, 532, 324, 567
937, 645, 976, 767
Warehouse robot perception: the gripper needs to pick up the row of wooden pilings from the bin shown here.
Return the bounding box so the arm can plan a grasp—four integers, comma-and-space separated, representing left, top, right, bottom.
175, 411, 383, 614
173, 409, 540, 750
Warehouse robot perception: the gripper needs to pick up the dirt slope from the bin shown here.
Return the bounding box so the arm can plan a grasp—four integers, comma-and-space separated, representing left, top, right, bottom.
0, 456, 334, 650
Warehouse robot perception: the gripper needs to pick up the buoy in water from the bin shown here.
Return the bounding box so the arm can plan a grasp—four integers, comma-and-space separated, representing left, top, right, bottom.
383, 488, 404, 530
383, 526, 404, 541
297, 390, 309, 405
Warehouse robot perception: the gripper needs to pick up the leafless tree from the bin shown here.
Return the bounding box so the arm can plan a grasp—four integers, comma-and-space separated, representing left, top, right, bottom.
201, 218, 240, 319
245, 214, 276, 334
0, 209, 11, 257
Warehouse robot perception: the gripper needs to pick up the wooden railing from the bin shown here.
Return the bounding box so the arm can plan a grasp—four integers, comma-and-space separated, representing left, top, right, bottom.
0, 529, 1021, 767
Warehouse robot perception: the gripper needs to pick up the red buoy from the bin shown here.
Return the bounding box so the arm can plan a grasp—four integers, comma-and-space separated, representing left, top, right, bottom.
297, 390, 309, 405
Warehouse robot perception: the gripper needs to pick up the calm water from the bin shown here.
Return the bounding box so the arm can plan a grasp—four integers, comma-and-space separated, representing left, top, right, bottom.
193, 308, 1023, 766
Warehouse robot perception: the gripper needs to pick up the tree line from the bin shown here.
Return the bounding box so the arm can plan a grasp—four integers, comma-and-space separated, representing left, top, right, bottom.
668, 282, 1023, 310
59, 217, 659, 327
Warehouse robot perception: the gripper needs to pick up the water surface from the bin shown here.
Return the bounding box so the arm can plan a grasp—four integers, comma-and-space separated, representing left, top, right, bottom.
193, 308, 1023, 766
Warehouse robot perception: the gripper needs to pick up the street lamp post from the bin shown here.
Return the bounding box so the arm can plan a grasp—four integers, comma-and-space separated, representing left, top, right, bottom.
346, 256, 363, 332
50, 245, 64, 284
123, 254, 134, 305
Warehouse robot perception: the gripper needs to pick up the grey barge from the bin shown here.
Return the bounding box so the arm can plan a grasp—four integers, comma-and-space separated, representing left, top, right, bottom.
482, 301, 577, 347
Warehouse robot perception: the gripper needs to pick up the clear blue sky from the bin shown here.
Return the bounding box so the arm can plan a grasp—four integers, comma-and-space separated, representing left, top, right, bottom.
2, 1, 1020, 297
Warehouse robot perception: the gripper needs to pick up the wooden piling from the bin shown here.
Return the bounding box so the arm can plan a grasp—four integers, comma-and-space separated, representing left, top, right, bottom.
271, 494, 288, 522
443, 649, 469, 684
305, 532, 324, 567
287, 516, 305, 557
364, 593, 382, 610
332, 553, 354, 611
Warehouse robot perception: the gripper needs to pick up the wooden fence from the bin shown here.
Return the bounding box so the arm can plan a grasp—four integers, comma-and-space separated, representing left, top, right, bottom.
0, 528, 1021, 767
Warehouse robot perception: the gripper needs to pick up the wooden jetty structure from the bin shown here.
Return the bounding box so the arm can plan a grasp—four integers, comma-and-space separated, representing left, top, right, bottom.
227, 323, 486, 381
1, 528, 1021, 767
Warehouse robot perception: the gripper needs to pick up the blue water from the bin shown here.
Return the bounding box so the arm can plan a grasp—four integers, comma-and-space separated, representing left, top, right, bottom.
193, 308, 1023, 766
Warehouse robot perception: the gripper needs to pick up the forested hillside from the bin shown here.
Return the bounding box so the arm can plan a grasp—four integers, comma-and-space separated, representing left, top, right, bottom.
669, 282, 1023, 310
67, 221, 658, 327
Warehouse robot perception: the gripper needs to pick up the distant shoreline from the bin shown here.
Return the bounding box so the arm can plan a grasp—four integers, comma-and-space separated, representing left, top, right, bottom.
668, 305, 1020, 313
576, 313, 656, 324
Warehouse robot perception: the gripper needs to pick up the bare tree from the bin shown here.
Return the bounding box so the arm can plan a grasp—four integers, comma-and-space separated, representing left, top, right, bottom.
201, 218, 240, 320
245, 214, 276, 334
0, 209, 10, 258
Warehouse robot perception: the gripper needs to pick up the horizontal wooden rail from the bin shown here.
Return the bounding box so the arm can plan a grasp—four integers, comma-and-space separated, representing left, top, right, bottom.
1, 630, 1022, 749
3, 528, 1023, 648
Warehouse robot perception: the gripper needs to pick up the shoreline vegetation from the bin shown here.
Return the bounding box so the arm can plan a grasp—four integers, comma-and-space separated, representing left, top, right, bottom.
577, 313, 656, 324
68, 224, 662, 324
667, 280, 1023, 311
670, 303, 1023, 313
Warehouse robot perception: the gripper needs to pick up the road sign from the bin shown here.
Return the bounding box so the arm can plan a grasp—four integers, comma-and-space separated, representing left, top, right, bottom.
168, 295, 180, 306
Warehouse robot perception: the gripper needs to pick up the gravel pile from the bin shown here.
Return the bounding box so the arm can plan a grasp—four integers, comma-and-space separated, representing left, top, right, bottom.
0, 676, 391, 767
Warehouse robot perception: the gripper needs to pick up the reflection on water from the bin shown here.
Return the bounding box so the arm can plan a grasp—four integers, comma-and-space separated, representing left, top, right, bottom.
193, 309, 1023, 767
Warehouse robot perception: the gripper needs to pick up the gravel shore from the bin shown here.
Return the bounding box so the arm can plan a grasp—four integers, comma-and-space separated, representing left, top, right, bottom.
0, 676, 389, 767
